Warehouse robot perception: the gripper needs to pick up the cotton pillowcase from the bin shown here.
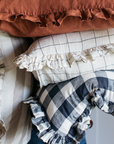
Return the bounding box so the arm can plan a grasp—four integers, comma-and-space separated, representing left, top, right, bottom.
14, 28, 114, 71
32, 54, 114, 87
24, 70, 114, 144
14, 29, 114, 87
0, 31, 34, 144
0, 0, 114, 37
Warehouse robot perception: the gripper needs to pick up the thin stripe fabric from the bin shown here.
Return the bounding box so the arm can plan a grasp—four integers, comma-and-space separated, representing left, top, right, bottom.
0, 31, 33, 144
25, 70, 114, 144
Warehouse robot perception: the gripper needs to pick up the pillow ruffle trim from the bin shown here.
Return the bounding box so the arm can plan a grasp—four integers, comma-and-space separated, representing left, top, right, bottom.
24, 97, 79, 144
0, 8, 114, 26
13, 45, 114, 71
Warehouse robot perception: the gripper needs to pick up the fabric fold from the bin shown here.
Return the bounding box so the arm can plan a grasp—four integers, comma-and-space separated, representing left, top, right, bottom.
0, 8, 114, 26
24, 70, 114, 144
24, 97, 91, 144
13, 45, 114, 71
0, 67, 6, 140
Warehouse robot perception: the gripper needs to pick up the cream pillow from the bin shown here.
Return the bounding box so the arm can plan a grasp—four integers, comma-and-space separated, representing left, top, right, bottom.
14, 29, 114, 70
14, 29, 114, 87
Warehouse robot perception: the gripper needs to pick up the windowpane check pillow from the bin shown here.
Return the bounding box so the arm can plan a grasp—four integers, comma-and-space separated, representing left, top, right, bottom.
25, 70, 114, 144
14, 29, 114, 70
0, 31, 33, 144
14, 29, 114, 87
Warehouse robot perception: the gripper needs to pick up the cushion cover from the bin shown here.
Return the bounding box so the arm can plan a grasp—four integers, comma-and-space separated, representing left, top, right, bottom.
0, 0, 114, 37
25, 70, 114, 144
14, 29, 114, 87
0, 31, 33, 144
14, 29, 114, 71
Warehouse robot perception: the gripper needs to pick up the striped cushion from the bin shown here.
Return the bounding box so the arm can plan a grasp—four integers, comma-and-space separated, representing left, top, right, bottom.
0, 31, 33, 144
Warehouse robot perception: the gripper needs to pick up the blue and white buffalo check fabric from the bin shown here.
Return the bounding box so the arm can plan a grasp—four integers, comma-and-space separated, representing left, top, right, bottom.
25, 70, 114, 144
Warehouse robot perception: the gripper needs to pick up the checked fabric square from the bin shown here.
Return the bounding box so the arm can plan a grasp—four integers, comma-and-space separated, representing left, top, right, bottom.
14, 29, 114, 88
25, 70, 114, 144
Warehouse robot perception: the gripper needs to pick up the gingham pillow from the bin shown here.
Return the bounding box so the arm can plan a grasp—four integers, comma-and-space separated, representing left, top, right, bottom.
25, 70, 114, 144
0, 31, 33, 144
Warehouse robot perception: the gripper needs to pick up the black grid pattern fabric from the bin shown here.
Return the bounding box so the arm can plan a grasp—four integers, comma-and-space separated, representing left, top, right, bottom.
25, 70, 114, 144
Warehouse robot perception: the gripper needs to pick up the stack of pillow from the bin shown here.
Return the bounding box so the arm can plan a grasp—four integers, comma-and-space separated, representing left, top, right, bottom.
14, 29, 114, 144
0, 0, 114, 143
0, 31, 34, 144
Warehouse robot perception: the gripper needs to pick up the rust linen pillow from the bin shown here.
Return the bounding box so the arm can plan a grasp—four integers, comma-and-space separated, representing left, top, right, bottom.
0, 0, 114, 37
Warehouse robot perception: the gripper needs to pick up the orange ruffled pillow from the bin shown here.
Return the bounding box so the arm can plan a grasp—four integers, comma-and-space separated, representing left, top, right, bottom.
0, 0, 114, 37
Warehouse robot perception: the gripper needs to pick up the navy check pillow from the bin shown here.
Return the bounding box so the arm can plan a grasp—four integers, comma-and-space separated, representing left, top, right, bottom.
25, 70, 114, 144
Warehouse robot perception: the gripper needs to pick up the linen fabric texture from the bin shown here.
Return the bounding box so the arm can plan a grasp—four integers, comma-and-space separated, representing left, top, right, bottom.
32, 53, 114, 87
25, 70, 114, 144
0, 31, 33, 144
14, 29, 114, 87
0, 67, 6, 139
14, 29, 114, 70
0, 0, 114, 37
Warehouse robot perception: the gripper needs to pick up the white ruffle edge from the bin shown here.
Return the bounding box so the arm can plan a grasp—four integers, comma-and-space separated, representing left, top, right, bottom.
13, 46, 114, 71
